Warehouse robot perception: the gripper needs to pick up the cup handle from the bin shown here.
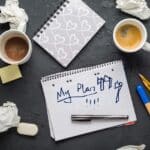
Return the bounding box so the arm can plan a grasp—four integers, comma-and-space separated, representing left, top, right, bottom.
143, 42, 150, 52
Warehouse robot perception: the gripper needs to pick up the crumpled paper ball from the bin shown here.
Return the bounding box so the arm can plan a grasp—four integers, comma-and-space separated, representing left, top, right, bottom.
116, 0, 150, 20
0, 101, 21, 133
0, 0, 28, 32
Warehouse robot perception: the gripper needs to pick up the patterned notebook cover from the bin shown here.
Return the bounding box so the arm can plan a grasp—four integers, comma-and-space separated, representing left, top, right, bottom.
33, 0, 105, 67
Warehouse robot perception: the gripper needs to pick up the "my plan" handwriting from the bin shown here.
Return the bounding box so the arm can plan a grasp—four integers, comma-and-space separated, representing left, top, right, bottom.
57, 75, 123, 104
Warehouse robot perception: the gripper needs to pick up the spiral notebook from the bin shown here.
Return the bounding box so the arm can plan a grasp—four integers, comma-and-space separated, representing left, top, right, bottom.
41, 60, 137, 141
33, 0, 105, 67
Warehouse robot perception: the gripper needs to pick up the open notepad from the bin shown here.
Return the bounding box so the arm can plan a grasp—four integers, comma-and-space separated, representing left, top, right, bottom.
41, 60, 137, 141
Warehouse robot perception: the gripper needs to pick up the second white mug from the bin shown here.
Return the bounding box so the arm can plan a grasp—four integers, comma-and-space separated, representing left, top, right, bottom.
113, 18, 150, 53
0, 29, 32, 65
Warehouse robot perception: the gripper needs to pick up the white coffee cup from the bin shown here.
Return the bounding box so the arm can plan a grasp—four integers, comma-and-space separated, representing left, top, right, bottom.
113, 18, 150, 53
0, 29, 32, 65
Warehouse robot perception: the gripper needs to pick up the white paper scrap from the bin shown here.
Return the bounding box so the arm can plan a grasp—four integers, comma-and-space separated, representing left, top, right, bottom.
0, 0, 29, 32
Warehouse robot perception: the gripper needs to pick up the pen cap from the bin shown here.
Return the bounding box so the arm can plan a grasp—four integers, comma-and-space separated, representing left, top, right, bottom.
136, 85, 150, 104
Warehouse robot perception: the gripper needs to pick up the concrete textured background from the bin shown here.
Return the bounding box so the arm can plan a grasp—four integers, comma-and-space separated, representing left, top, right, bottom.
0, 0, 150, 149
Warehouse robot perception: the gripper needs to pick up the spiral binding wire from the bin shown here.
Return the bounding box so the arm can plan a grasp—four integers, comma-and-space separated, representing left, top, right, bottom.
35, 0, 70, 38
41, 60, 121, 83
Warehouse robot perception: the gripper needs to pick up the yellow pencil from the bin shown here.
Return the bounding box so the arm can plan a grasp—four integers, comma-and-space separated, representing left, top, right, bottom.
139, 74, 150, 92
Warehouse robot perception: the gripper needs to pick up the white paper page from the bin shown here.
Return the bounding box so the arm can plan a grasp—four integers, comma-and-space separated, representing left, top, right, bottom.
41, 60, 137, 141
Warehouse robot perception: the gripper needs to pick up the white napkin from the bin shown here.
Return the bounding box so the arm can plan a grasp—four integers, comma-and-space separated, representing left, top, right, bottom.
116, 0, 150, 20
0, 102, 21, 133
0, 0, 28, 32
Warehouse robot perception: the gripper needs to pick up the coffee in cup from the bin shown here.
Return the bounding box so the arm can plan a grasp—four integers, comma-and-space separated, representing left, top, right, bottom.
0, 29, 32, 65
115, 24, 142, 51
5, 37, 29, 61
113, 18, 150, 53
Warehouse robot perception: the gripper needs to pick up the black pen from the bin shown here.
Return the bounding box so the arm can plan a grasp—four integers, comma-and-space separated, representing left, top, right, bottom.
71, 114, 129, 121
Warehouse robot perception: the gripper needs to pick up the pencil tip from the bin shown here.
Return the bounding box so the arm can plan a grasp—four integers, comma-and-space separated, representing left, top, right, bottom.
138, 73, 142, 77
138, 73, 144, 80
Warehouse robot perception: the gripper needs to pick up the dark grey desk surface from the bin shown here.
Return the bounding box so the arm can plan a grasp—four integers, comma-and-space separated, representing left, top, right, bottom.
0, 0, 150, 149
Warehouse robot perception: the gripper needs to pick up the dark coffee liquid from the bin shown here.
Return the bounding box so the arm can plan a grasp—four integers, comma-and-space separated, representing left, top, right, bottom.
5, 37, 29, 61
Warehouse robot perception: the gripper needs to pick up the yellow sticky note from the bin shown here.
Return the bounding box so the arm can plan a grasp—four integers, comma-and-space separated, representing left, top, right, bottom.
0, 65, 22, 84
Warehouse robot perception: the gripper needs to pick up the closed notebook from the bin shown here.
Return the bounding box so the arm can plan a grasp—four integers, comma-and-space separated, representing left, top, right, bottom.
33, 0, 105, 67
41, 60, 137, 141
